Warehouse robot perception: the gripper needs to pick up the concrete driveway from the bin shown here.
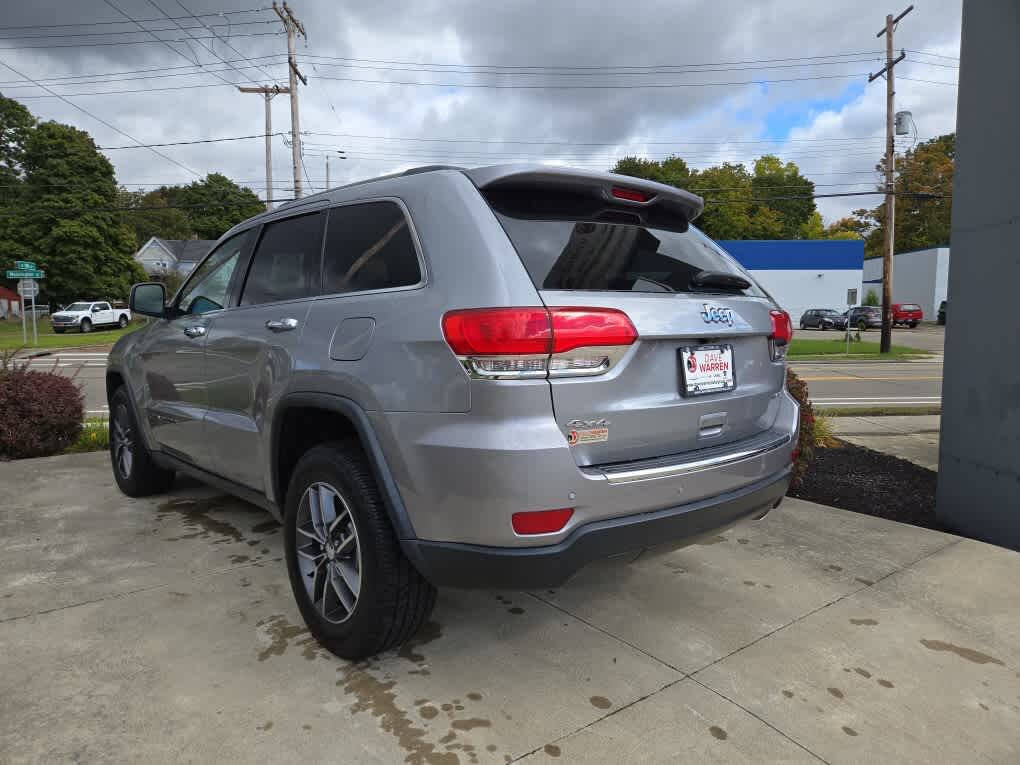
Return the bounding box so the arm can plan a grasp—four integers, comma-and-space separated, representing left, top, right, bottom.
1, 453, 1017, 764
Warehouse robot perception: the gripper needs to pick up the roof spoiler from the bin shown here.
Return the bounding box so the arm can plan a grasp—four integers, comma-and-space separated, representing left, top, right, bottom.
464, 164, 704, 224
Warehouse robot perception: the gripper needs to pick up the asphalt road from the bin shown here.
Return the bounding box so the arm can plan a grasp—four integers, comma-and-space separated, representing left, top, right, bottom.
30, 345, 944, 417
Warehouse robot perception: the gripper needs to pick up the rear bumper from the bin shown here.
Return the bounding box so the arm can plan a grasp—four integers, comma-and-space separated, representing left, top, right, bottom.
402, 466, 791, 589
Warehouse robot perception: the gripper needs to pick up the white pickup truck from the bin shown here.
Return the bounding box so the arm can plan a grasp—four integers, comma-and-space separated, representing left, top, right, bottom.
50, 301, 131, 334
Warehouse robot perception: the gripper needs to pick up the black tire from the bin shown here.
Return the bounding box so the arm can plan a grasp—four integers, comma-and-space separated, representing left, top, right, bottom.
909, 321, 918, 328
284, 441, 436, 660
800, 321, 807, 330
109, 386, 175, 497
118, 315, 129, 328
80, 318, 92, 333
53, 328, 64, 334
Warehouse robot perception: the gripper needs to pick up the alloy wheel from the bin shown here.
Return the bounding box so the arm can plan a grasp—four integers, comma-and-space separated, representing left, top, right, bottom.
111, 405, 134, 479
295, 482, 362, 624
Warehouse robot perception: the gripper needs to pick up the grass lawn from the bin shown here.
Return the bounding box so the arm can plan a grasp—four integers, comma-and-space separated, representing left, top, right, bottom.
0, 316, 140, 351
788, 338, 927, 359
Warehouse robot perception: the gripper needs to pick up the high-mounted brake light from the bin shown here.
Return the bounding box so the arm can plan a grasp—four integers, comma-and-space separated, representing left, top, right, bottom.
769, 309, 794, 361
512, 508, 574, 535
611, 186, 651, 203
442, 307, 637, 379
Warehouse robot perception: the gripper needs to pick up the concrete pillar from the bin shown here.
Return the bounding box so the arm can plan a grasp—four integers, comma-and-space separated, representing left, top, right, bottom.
936, 0, 1020, 549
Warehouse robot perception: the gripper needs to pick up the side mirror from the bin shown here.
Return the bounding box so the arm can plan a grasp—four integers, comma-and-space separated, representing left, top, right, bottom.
130, 282, 167, 318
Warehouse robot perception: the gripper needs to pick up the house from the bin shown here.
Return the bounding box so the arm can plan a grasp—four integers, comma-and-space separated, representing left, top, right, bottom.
716, 240, 865, 321
0, 284, 22, 319
133, 237, 217, 279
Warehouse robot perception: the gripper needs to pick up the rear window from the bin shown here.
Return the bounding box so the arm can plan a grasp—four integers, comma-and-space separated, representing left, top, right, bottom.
901, 304, 921, 311
489, 200, 764, 296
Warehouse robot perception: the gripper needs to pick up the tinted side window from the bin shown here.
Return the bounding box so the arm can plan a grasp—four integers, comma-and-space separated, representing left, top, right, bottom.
178, 229, 253, 315
323, 202, 422, 294
240, 212, 325, 306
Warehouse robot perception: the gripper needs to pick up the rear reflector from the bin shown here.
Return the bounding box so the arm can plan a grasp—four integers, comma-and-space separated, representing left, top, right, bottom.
611, 186, 651, 203
442, 307, 637, 379
512, 508, 574, 535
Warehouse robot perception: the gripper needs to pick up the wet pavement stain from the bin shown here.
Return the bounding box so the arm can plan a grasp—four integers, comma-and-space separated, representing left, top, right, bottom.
742, 580, 756, 587
451, 719, 491, 732
507, 607, 525, 615
825, 564, 843, 572
855, 577, 875, 586
169, 591, 189, 598
589, 696, 612, 710
398, 621, 443, 666
466, 692, 482, 701
544, 743, 562, 757
158, 496, 245, 542
736, 538, 749, 545
827, 688, 844, 699
877, 679, 894, 688
229, 554, 250, 565
420, 706, 439, 720
255, 614, 310, 662
849, 618, 879, 626
337, 664, 459, 765
920, 639, 1005, 666
782, 690, 794, 698
302, 724, 312, 731
256, 721, 273, 732
486, 745, 497, 752
854, 668, 872, 678
439, 732, 456, 745
252, 519, 280, 534
709, 726, 728, 741
842, 726, 858, 737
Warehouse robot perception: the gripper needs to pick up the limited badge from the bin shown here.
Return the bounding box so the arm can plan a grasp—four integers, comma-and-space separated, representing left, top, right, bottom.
566, 419, 609, 445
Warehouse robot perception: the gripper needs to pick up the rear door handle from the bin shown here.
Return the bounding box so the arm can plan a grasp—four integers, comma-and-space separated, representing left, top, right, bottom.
266, 317, 299, 332
183, 325, 206, 338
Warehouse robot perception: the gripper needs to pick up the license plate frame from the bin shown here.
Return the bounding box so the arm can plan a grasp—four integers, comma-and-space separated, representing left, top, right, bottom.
679, 344, 736, 397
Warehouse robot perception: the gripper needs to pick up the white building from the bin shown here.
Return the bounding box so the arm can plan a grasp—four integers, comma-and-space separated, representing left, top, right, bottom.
133, 237, 217, 279
862, 246, 949, 318
718, 240, 865, 321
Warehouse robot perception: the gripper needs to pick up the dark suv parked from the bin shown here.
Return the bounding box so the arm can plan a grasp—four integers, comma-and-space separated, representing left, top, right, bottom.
799, 308, 842, 330
836, 306, 883, 331
107, 165, 798, 659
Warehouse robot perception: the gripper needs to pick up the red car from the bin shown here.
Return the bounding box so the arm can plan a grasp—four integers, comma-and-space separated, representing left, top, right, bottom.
892, 303, 923, 327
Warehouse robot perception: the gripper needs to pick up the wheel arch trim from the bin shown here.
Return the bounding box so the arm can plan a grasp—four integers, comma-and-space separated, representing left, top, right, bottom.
270, 392, 418, 541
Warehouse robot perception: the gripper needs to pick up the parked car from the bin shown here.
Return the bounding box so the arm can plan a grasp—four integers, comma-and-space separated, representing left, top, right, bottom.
837, 305, 883, 331
106, 165, 798, 659
892, 303, 923, 327
50, 301, 131, 333
799, 308, 842, 330
937, 300, 947, 325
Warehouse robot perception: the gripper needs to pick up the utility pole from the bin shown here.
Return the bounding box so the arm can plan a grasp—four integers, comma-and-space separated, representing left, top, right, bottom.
238, 84, 289, 210
325, 151, 345, 189
869, 4, 911, 353
273, 1, 307, 199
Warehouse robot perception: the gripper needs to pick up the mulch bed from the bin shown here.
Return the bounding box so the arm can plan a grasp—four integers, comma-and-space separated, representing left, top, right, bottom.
790, 438, 944, 532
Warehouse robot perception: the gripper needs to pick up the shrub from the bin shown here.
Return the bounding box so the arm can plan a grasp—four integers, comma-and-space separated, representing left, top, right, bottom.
785, 368, 815, 490
864, 289, 880, 306
0, 350, 84, 459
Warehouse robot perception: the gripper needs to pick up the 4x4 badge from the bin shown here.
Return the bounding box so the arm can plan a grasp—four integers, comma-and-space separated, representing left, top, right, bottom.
566, 419, 609, 445
700, 304, 735, 326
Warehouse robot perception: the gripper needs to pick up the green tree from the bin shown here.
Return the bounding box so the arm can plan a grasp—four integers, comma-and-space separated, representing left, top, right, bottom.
117, 187, 191, 244
163, 173, 264, 240
750, 155, 816, 239
864, 289, 880, 306
0, 106, 145, 305
853, 133, 955, 258
0, 95, 34, 206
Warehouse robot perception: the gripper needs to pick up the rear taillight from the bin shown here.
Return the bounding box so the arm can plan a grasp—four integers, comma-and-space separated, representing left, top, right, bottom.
512, 508, 574, 535
610, 186, 652, 203
442, 307, 637, 379
769, 309, 793, 362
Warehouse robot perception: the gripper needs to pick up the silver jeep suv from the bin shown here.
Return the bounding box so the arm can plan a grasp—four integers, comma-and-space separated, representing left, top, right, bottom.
107, 165, 798, 659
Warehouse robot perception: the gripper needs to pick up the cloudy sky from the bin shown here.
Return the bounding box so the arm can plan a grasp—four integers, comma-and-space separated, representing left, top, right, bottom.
0, 0, 961, 222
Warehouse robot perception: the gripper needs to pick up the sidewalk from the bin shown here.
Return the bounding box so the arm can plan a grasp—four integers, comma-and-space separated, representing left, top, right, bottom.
829, 415, 940, 471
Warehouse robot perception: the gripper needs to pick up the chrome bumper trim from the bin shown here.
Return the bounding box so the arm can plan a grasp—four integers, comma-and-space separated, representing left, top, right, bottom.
595, 433, 792, 485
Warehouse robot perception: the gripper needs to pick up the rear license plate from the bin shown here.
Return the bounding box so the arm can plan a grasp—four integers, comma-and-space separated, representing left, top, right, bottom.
680, 344, 735, 396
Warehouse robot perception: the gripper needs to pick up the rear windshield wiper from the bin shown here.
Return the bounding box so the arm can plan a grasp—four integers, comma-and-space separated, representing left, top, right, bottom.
691, 269, 751, 292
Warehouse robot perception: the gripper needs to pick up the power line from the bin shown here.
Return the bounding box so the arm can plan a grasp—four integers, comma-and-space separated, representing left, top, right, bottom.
0, 59, 286, 90
99, 132, 285, 149
0, 30, 281, 50
0, 55, 200, 178
173, 0, 280, 85
0, 8, 270, 32
0, 20, 276, 40
903, 48, 960, 61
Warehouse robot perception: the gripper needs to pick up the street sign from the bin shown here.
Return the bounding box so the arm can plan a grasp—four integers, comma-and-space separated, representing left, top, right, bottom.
14, 260, 36, 271
6, 269, 44, 279
847, 288, 858, 306
17, 279, 39, 298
